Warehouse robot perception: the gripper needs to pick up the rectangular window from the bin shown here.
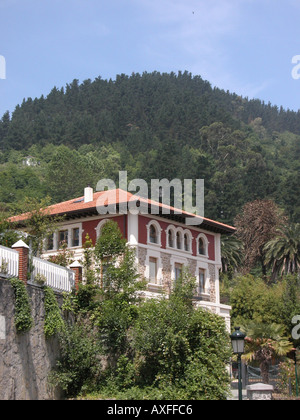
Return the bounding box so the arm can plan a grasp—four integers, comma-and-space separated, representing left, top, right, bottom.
149, 257, 158, 284
46, 234, 54, 251
175, 263, 183, 282
72, 228, 80, 247
58, 230, 68, 248
100, 257, 110, 289
199, 269, 206, 294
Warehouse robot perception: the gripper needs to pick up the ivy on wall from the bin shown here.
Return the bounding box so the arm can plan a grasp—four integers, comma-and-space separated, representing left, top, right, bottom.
9, 277, 65, 339
43, 286, 64, 339
10, 277, 33, 333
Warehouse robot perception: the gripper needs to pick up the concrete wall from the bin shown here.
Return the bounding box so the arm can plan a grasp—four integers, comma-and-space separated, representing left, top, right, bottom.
0, 279, 62, 400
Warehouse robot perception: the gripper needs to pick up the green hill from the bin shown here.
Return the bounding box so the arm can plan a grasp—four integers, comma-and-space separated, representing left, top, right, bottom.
0, 71, 299, 224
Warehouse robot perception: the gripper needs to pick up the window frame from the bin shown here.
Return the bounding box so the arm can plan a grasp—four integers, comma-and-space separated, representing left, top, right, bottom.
145, 249, 163, 287
195, 262, 210, 298
95, 219, 110, 240
174, 262, 183, 282
167, 226, 176, 248
58, 229, 68, 249
71, 227, 80, 247
146, 220, 162, 247
197, 233, 209, 257
149, 256, 158, 284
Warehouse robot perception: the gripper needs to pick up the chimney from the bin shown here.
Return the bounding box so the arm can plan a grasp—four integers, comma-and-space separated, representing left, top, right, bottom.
84, 185, 93, 203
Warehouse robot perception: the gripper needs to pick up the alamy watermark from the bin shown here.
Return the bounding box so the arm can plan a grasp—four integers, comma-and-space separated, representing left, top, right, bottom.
292, 315, 300, 340
292, 55, 300, 80
95, 171, 204, 226
0, 55, 6, 79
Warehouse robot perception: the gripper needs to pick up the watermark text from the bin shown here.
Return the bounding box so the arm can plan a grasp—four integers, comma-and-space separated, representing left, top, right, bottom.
0, 55, 6, 79
292, 55, 300, 80
292, 315, 300, 340
96, 171, 204, 226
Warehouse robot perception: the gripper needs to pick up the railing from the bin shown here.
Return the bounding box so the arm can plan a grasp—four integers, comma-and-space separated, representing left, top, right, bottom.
30, 256, 75, 292
0, 245, 19, 278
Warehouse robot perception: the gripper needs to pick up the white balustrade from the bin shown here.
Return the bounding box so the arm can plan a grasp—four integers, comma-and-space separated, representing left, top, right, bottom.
31, 256, 75, 292
0, 245, 19, 278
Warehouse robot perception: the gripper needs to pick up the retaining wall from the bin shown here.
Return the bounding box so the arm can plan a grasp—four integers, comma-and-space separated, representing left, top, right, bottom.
0, 279, 62, 400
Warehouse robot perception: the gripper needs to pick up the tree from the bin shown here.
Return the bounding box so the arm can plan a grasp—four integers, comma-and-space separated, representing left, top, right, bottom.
131, 273, 232, 400
242, 322, 293, 384
0, 214, 22, 247
234, 200, 286, 276
93, 220, 146, 361
22, 196, 63, 256
82, 233, 96, 285
221, 235, 244, 276
45, 145, 97, 203
229, 275, 270, 326
264, 223, 300, 281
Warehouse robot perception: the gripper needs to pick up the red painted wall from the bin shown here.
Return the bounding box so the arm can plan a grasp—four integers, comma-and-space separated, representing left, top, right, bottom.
82, 215, 127, 246
80, 214, 215, 261
138, 215, 215, 261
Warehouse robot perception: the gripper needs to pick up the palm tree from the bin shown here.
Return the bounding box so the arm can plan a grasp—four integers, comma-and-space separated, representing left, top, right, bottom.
242, 322, 293, 384
221, 235, 243, 275
264, 223, 300, 281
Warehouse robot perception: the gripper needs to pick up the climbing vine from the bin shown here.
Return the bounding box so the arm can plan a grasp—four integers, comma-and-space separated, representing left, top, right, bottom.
43, 286, 64, 339
10, 277, 33, 333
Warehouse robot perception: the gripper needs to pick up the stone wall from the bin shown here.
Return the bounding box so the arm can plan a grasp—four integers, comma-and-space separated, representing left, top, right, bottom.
0, 279, 62, 400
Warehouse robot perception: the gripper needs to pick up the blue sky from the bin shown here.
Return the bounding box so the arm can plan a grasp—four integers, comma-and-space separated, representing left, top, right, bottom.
0, 0, 300, 118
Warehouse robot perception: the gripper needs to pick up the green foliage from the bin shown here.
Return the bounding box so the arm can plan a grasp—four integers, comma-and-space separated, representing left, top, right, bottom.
10, 277, 33, 333
221, 235, 244, 276
264, 223, 300, 280
128, 293, 231, 400
0, 72, 300, 224
234, 199, 285, 274
229, 274, 300, 343
22, 196, 63, 257
82, 234, 96, 285
0, 216, 22, 247
51, 222, 230, 400
278, 358, 299, 396
48, 242, 74, 267
93, 221, 145, 358
43, 286, 64, 339
242, 321, 293, 384
94, 220, 127, 261
49, 322, 102, 397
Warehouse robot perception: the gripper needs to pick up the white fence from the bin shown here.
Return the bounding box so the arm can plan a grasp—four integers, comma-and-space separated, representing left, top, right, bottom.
30, 257, 75, 293
0, 245, 19, 278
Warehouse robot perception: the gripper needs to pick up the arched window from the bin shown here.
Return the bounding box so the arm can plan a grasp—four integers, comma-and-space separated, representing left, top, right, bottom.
147, 220, 162, 246
198, 238, 205, 255
197, 234, 208, 256
176, 232, 182, 249
149, 224, 157, 244
184, 233, 189, 252
168, 228, 175, 248
95, 219, 109, 239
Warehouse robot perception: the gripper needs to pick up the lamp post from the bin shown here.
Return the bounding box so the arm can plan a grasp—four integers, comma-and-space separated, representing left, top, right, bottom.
230, 327, 246, 401
293, 349, 299, 397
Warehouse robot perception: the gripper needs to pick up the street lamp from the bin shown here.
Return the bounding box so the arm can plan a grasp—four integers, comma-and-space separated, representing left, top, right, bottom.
292, 349, 299, 397
230, 327, 246, 401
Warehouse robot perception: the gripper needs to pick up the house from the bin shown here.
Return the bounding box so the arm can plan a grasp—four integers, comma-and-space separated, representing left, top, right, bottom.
10, 186, 236, 329
22, 156, 40, 167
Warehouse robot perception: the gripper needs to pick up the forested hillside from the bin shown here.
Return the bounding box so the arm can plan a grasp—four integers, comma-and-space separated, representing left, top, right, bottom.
0, 71, 299, 224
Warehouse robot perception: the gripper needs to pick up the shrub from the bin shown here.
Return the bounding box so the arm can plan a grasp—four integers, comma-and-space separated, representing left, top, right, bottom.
131, 298, 231, 400
49, 322, 102, 397
10, 277, 33, 333
43, 286, 64, 338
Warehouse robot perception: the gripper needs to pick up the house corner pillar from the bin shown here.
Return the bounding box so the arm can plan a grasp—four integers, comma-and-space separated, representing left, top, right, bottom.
70, 261, 83, 291
12, 240, 30, 285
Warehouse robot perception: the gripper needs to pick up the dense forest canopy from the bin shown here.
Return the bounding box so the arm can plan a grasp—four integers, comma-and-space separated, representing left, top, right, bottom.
0, 71, 299, 224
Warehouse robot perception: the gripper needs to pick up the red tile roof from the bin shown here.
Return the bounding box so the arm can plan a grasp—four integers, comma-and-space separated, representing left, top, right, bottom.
9, 189, 236, 234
